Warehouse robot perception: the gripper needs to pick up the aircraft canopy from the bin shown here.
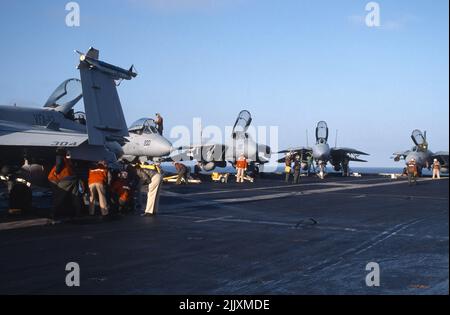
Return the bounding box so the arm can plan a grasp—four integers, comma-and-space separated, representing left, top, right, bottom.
44, 79, 82, 114
316, 121, 329, 143
129, 118, 158, 134
411, 129, 428, 150
232, 110, 252, 135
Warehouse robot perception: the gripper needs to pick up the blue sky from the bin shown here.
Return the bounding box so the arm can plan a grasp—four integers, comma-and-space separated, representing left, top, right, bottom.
0, 0, 448, 167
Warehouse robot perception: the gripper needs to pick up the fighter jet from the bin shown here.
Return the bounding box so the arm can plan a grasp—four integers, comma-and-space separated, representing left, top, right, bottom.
122, 118, 172, 162
392, 129, 449, 175
0, 47, 171, 184
169, 110, 271, 172
42, 79, 172, 162
278, 121, 369, 178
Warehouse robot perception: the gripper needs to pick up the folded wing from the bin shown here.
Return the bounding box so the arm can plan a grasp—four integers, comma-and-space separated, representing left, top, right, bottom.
331, 147, 369, 163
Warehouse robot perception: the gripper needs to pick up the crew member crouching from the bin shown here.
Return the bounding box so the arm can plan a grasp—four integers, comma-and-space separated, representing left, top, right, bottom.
110, 171, 131, 214
88, 160, 110, 217
48, 150, 82, 218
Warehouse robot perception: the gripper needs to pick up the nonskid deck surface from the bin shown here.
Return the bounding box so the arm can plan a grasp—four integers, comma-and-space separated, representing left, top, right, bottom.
0, 175, 448, 294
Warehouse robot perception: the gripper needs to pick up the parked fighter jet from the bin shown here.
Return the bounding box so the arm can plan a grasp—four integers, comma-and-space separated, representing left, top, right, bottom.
122, 118, 172, 162
392, 129, 449, 175
0, 48, 134, 167
278, 121, 369, 178
0, 47, 171, 184
169, 110, 271, 172
43, 79, 172, 162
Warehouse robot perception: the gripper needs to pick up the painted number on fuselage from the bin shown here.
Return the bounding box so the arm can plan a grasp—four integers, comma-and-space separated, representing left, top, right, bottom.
144, 140, 152, 147
51, 141, 78, 147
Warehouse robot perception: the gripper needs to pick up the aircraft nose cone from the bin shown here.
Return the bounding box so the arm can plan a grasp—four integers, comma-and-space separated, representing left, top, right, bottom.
158, 137, 173, 157
406, 153, 421, 165
313, 149, 327, 161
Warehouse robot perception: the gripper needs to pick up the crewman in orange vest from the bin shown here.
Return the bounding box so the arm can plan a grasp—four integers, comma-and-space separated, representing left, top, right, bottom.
236, 154, 248, 183
48, 149, 82, 218
111, 171, 131, 214
432, 158, 441, 179
88, 160, 110, 216
406, 158, 418, 186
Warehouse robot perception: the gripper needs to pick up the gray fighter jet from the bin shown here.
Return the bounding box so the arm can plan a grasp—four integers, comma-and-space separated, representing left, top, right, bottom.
169, 110, 271, 172
41, 79, 172, 162
279, 121, 369, 178
122, 117, 172, 162
0, 47, 171, 183
392, 129, 449, 175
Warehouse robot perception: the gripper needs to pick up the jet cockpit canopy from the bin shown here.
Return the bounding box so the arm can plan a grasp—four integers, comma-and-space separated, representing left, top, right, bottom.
411, 129, 428, 151
316, 121, 329, 144
232, 110, 252, 138
129, 118, 159, 135
44, 78, 83, 115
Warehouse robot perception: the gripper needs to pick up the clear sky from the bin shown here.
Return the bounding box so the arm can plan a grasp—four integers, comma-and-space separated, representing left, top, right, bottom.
0, 0, 448, 167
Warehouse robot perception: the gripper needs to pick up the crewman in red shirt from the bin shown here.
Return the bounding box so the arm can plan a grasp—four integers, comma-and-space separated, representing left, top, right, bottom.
48, 149, 82, 218
111, 171, 131, 214
88, 160, 109, 216
236, 154, 248, 183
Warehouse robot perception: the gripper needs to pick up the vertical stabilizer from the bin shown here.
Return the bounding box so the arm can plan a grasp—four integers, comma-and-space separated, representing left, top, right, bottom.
77, 48, 137, 145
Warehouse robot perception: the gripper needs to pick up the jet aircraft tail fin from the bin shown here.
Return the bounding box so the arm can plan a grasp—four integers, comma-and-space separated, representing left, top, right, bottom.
77, 47, 137, 146
85, 47, 99, 59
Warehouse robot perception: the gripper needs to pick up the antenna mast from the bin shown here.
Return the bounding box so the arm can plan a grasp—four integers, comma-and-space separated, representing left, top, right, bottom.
306, 129, 309, 147
335, 130, 338, 148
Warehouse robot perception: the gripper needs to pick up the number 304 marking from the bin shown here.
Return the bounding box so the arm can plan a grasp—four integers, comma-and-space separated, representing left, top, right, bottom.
51, 141, 78, 146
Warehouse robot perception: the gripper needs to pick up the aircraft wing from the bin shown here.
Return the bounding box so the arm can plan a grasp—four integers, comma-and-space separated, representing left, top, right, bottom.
391, 150, 411, 161
277, 147, 312, 154
331, 147, 369, 163
432, 151, 449, 166
277, 147, 312, 163
393, 150, 410, 156
168, 144, 228, 163
0, 120, 87, 147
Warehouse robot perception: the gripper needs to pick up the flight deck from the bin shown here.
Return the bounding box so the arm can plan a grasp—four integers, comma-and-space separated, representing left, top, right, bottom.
0, 175, 448, 294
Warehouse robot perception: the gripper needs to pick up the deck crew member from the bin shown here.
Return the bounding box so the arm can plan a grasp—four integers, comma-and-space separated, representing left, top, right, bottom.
318, 161, 326, 179
111, 171, 131, 214
292, 155, 301, 184
136, 164, 163, 216
432, 159, 441, 180
173, 162, 188, 185
88, 160, 110, 217
155, 113, 164, 136
236, 154, 248, 183
48, 150, 82, 218
284, 154, 292, 183
125, 163, 140, 212
143, 161, 163, 175
406, 158, 418, 186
